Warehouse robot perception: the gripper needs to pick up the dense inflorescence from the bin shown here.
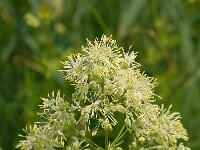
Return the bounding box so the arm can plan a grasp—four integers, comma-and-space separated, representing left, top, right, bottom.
17, 35, 189, 150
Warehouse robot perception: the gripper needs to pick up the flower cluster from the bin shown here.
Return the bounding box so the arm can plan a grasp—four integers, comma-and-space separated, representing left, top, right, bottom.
16, 91, 76, 149
17, 35, 189, 150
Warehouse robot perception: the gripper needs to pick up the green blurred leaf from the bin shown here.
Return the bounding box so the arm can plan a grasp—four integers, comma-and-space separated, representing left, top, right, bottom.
118, 0, 147, 37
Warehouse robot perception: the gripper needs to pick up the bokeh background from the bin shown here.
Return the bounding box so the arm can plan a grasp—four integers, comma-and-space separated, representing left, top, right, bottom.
0, 0, 200, 149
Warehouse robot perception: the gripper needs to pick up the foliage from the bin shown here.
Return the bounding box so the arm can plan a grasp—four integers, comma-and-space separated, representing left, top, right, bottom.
0, 0, 199, 149
16, 35, 189, 150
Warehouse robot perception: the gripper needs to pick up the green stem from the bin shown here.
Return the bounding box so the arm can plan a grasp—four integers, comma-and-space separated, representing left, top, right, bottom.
105, 130, 109, 150
71, 125, 104, 149
101, 78, 105, 99
110, 125, 126, 146
101, 78, 109, 150
83, 0, 109, 33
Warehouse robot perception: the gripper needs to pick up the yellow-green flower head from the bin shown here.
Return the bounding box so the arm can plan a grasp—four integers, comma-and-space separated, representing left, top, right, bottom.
17, 35, 189, 150
61, 35, 188, 149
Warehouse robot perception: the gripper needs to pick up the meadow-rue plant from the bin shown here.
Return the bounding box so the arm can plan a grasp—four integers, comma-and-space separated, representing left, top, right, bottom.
16, 35, 190, 150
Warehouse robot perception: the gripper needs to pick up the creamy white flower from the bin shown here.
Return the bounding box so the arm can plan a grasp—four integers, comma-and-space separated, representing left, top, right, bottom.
17, 35, 189, 150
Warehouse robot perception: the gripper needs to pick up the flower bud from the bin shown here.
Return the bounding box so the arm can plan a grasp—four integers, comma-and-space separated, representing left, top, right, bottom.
138, 136, 145, 143
106, 123, 113, 131
125, 118, 131, 127
89, 81, 97, 89
115, 105, 126, 113
116, 89, 123, 97
80, 130, 85, 137
116, 147, 123, 150
131, 142, 137, 148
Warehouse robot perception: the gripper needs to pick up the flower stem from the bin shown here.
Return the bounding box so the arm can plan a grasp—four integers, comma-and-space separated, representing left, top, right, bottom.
110, 125, 127, 147
71, 125, 104, 149
105, 130, 109, 150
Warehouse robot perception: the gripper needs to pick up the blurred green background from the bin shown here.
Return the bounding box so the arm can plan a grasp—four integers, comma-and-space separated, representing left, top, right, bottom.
0, 0, 200, 149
